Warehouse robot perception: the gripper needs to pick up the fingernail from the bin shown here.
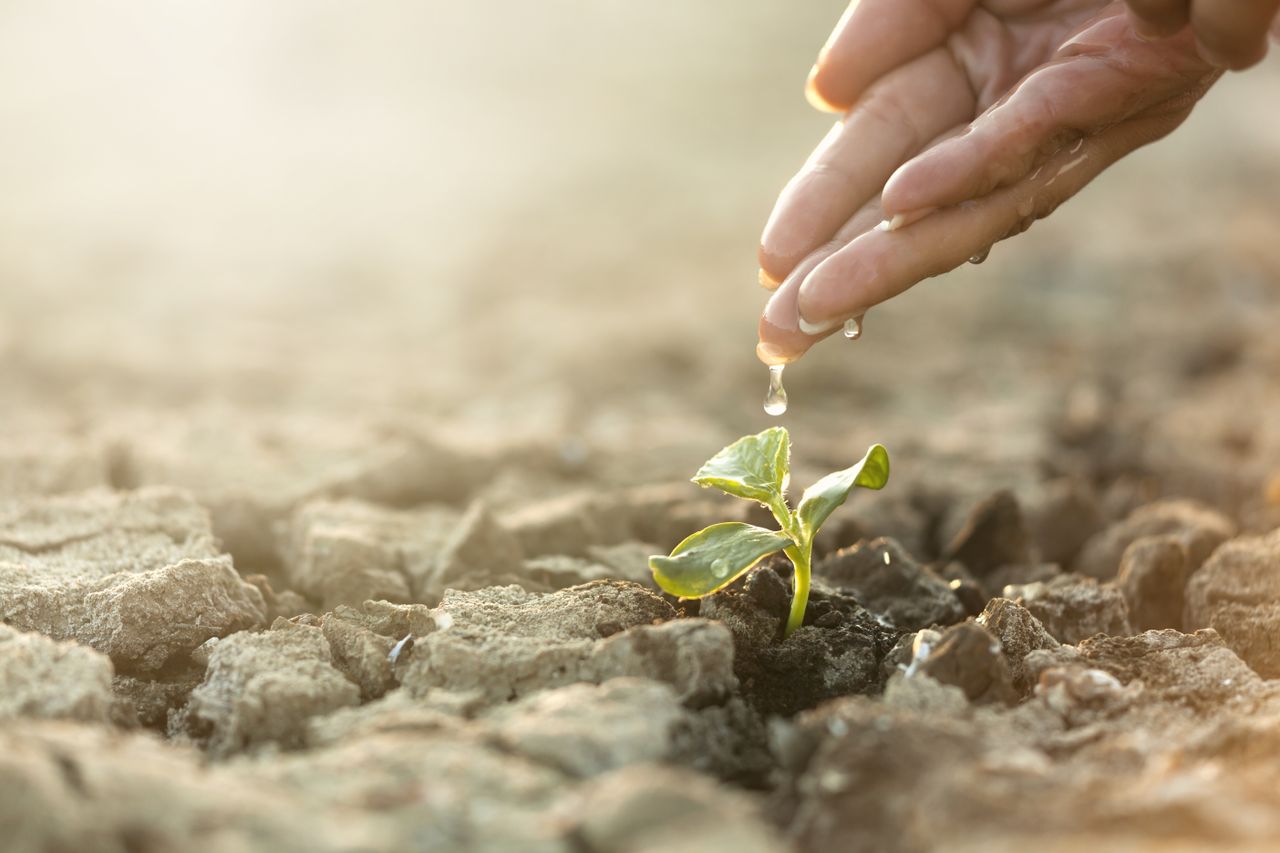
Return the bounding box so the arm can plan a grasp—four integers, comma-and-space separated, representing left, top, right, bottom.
804, 66, 842, 114
755, 341, 794, 366
758, 268, 780, 290
879, 207, 937, 232
797, 313, 841, 336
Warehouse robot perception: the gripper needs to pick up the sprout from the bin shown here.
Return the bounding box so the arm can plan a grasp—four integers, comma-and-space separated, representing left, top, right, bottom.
649, 427, 889, 637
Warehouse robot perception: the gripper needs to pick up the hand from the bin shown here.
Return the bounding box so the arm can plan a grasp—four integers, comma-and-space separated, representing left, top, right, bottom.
756, 1, 1221, 365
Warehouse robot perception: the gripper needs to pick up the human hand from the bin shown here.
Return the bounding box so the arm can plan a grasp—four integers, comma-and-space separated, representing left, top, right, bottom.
756, 1, 1221, 365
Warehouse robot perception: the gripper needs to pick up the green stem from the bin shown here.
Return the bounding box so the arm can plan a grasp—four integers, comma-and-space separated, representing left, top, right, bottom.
783, 542, 811, 637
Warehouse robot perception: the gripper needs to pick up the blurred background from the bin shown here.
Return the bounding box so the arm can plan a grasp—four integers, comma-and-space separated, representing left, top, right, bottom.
2, 1, 1279, 557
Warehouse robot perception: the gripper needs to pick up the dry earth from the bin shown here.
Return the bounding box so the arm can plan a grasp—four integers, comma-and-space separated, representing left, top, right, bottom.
3, 2, 1280, 852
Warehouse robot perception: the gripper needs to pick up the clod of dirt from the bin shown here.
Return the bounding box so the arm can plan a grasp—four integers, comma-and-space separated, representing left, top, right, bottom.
591, 619, 737, 709
281, 498, 460, 609
0, 489, 266, 673
1009, 574, 1132, 644
185, 619, 361, 756
815, 537, 965, 630
4, 556, 267, 675
1116, 534, 1190, 631
1024, 477, 1104, 568
316, 610, 397, 699
1184, 528, 1280, 677
396, 581, 736, 707
570, 764, 787, 853
914, 621, 1016, 706
0, 487, 218, 573
976, 598, 1059, 694
0, 625, 114, 723
702, 568, 895, 717
1025, 629, 1262, 710
482, 677, 693, 778
943, 490, 1034, 578
1073, 498, 1236, 580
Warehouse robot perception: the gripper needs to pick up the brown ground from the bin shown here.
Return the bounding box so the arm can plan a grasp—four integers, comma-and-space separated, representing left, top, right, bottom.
3, 3, 1280, 852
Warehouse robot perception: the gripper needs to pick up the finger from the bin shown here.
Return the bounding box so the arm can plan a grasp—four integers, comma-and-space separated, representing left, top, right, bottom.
1191, 0, 1280, 68
760, 49, 975, 286
806, 0, 977, 112
780, 107, 1191, 352
757, 201, 884, 365
1126, 0, 1190, 38
881, 20, 1213, 218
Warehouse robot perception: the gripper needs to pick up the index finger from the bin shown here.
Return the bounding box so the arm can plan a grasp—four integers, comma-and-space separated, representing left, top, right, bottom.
807, 0, 978, 112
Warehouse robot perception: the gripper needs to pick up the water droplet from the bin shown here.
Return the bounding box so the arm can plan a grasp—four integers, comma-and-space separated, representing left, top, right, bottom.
968, 247, 991, 265
763, 365, 788, 416
711, 558, 731, 579
842, 316, 862, 340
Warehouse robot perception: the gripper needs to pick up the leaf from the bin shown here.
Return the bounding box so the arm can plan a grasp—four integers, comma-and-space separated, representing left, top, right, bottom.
795, 443, 890, 535
649, 522, 793, 599
691, 427, 791, 505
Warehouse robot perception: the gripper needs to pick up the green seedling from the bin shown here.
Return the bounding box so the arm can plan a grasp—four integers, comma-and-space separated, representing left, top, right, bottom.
649, 427, 889, 637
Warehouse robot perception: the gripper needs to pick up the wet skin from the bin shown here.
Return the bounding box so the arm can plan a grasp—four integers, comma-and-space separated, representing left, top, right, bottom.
756, 0, 1242, 366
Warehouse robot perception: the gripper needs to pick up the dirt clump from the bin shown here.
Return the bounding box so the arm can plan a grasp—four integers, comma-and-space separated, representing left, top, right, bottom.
1073, 498, 1236, 580
1184, 528, 1280, 677
1008, 574, 1132, 644
0, 625, 114, 723
815, 537, 965, 630
184, 619, 361, 755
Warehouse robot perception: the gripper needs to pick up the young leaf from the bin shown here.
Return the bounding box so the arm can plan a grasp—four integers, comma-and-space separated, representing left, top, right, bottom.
691, 426, 791, 504
649, 522, 792, 598
795, 443, 890, 535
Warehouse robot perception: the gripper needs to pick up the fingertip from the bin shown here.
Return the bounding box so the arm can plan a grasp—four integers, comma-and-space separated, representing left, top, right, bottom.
880, 160, 930, 218
755, 339, 799, 367
796, 253, 868, 333
757, 245, 794, 290
1195, 36, 1268, 70
804, 64, 848, 114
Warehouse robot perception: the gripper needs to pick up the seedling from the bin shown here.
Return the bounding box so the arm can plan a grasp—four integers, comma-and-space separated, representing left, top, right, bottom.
649, 427, 889, 637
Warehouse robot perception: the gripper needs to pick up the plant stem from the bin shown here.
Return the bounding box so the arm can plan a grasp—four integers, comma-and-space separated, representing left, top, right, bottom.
784, 543, 811, 637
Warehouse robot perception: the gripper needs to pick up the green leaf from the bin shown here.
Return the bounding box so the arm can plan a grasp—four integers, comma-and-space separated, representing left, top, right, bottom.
649, 522, 793, 599
795, 443, 890, 535
691, 427, 790, 505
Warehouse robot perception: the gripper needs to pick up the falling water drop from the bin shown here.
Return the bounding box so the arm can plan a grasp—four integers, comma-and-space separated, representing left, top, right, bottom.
843, 316, 862, 340
968, 247, 991, 265
763, 365, 788, 416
